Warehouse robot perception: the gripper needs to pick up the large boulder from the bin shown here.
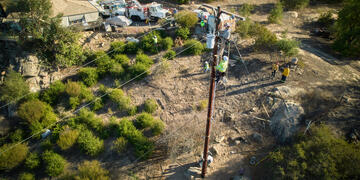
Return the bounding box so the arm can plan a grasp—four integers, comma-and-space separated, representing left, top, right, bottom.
19, 54, 40, 77
270, 101, 304, 143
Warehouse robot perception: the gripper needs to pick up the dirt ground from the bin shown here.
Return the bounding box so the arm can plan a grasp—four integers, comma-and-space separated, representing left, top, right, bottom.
71, 0, 360, 179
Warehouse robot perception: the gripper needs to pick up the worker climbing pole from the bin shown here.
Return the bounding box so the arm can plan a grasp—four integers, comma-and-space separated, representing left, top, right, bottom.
201, 6, 221, 178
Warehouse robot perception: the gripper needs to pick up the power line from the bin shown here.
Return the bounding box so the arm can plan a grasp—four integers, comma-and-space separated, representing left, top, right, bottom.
0, 38, 205, 156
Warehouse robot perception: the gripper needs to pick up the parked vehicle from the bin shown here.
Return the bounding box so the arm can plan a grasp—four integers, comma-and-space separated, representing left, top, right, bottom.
125, 1, 170, 21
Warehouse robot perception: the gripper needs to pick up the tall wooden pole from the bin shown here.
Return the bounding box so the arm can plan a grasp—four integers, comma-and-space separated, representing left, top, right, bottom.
201, 6, 221, 178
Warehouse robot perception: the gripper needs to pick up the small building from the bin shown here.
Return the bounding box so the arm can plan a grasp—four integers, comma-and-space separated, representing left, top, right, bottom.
51, 0, 101, 28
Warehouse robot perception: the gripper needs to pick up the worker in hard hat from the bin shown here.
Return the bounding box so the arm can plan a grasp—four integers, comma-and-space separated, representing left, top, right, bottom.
215, 56, 229, 84
271, 62, 279, 79
281, 65, 290, 83
221, 23, 231, 40
204, 61, 210, 73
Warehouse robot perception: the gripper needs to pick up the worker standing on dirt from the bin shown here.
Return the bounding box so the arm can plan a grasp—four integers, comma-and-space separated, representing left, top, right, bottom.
215, 56, 229, 84
271, 62, 279, 79
153, 35, 158, 52
204, 61, 210, 73
281, 65, 290, 83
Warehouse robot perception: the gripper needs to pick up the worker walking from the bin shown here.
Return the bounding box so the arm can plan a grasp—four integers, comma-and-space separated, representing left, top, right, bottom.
281, 65, 290, 83
215, 56, 229, 84
204, 61, 210, 73
271, 62, 279, 79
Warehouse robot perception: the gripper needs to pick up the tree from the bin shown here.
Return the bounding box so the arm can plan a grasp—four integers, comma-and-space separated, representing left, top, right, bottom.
333, 0, 360, 57
175, 11, 198, 28
0, 69, 29, 104
42, 151, 67, 177
0, 143, 29, 171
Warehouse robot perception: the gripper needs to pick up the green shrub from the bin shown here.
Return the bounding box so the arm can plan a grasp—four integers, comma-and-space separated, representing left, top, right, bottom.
113, 54, 130, 67
41, 80, 65, 105
113, 137, 128, 154
127, 105, 137, 116
69, 97, 80, 110
76, 108, 104, 134
238, 3, 254, 17
110, 63, 125, 78
79, 67, 98, 86
236, 19, 253, 38
333, 0, 360, 57
276, 39, 299, 57
18, 172, 35, 180
176, 0, 190, 4
250, 23, 278, 50
135, 54, 153, 67
75, 160, 109, 180
163, 50, 176, 60
160, 37, 174, 50
57, 129, 79, 150
184, 39, 204, 55
139, 31, 162, 54
108, 89, 132, 111
109, 41, 125, 56
9, 129, 23, 143
144, 99, 158, 114
0, 143, 28, 170
0, 69, 29, 104
268, 3, 283, 24
176, 27, 190, 40
151, 119, 165, 136
281, 0, 309, 10
128, 63, 150, 80
92, 98, 104, 111
124, 42, 139, 54
94, 51, 115, 76
65, 81, 82, 97
135, 113, 155, 129
40, 138, 53, 150
77, 129, 104, 156
25, 152, 40, 170
116, 118, 138, 137
266, 125, 360, 179
42, 150, 67, 177
318, 11, 336, 28
175, 11, 198, 28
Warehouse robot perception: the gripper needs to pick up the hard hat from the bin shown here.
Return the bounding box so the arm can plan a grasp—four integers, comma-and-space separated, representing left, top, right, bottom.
223, 56, 228, 61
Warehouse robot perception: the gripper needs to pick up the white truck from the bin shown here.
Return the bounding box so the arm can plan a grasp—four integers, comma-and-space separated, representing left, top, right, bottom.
125, 0, 170, 21
98, 0, 127, 16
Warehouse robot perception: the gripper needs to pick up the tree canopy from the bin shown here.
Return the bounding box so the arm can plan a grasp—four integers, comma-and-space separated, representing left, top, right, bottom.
0, 69, 29, 104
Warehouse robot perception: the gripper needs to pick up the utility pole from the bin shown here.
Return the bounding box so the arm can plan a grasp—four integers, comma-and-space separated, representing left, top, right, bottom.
201, 6, 221, 178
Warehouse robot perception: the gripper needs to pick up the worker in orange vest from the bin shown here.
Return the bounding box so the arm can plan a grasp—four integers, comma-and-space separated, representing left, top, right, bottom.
281, 65, 290, 83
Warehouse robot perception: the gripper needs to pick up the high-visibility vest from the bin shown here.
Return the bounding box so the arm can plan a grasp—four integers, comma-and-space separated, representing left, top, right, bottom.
283, 67, 290, 77
201, 20, 205, 27
216, 60, 228, 72
204, 63, 209, 70
153, 36, 158, 44
272, 64, 279, 71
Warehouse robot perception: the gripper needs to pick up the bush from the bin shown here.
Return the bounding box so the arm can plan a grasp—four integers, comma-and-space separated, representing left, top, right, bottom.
42, 151, 67, 177
236, 19, 253, 38
139, 31, 162, 54
79, 67, 98, 86
127, 105, 137, 116
113, 137, 128, 154
75, 160, 109, 180
281, 0, 309, 10
135, 113, 155, 129
276, 39, 300, 57
9, 129, 23, 143
124, 42, 139, 54
0, 69, 29, 104
41, 80, 65, 105
65, 81, 95, 109
163, 50, 176, 60
266, 125, 360, 179
176, 27, 190, 40
76, 108, 104, 134
108, 89, 132, 111
238, 3, 254, 17
151, 119, 165, 136
94, 51, 115, 76
109, 41, 125, 56
77, 129, 104, 156
175, 11, 198, 28
268, 3, 283, 24
135, 54, 153, 67
25, 152, 40, 170
318, 11, 336, 28
333, 0, 360, 57
110, 63, 125, 78
18, 172, 35, 180
65, 81, 82, 97
128, 63, 150, 80
113, 54, 130, 67
69, 97, 80, 110
250, 23, 278, 50
57, 129, 79, 150
144, 99, 158, 114
184, 39, 204, 55
0, 143, 28, 170
18, 99, 57, 126
160, 37, 174, 50
92, 98, 104, 111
